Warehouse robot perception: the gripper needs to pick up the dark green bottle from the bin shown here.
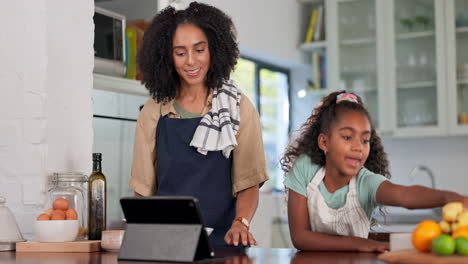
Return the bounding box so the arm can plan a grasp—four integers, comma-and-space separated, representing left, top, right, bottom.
88, 153, 107, 240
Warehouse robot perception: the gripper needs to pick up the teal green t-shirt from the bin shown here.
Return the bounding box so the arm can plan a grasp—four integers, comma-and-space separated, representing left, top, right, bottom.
284, 154, 388, 219
173, 101, 203, 119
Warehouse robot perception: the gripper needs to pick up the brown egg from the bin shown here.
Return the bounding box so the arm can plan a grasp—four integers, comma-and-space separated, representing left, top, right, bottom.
53, 198, 69, 210
44, 208, 54, 216
51, 209, 66, 220
37, 214, 50, 221
65, 208, 78, 220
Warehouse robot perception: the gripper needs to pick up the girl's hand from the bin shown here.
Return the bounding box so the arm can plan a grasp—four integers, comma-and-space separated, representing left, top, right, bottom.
224, 221, 257, 246
356, 240, 389, 253
462, 196, 468, 210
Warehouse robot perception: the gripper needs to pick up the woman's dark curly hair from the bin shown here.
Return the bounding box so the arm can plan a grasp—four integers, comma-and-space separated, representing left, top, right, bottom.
137, 2, 239, 103
280, 90, 391, 179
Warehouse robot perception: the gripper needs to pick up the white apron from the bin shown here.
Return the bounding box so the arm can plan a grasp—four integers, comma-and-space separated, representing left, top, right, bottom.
306, 168, 370, 238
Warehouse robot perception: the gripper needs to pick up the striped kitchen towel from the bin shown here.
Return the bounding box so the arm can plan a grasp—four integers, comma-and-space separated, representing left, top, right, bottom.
190, 80, 241, 158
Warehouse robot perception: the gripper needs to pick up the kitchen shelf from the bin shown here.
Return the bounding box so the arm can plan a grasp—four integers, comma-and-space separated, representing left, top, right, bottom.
297, 87, 331, 98
93, 73, 149, 96
299, 41, 327, 52
340, 69, 377, 76
352, 87, 378, 93
456, 27, 468, 33
297, 0, 322, 3
340, 37, 376, 46
396, 31, 435, 40
397, 80, 437, 89
336, 0, 361, 3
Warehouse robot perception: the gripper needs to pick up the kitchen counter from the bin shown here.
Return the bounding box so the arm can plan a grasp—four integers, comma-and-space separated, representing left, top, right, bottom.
0, 248, 390, 264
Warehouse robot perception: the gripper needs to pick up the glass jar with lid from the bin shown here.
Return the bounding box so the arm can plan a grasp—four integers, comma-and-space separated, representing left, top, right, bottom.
0, 196, 26, 251
48, 173, 89, 240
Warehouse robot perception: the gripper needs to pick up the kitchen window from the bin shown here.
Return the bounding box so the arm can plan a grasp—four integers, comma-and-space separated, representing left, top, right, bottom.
231, 57, 291, 192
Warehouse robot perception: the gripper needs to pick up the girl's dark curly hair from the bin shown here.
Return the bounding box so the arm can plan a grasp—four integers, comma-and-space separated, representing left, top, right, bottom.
280, 90, 391, 179
137, 2, 239, 103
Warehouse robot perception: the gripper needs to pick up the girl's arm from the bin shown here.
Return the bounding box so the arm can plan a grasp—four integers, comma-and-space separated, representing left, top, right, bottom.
376, 181, 468, 209
288, 190, 388, 252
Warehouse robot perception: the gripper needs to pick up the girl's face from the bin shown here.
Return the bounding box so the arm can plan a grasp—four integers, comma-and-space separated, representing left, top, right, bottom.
319, 110, 371, 178
172, 23, 211, 88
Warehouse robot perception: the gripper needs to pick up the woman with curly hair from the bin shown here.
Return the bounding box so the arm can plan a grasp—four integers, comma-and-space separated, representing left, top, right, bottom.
281, 91, 468, 252
129, 2, 268, 246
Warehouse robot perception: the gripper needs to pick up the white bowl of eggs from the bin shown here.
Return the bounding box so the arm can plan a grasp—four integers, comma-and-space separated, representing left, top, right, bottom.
34, 198, 79, 242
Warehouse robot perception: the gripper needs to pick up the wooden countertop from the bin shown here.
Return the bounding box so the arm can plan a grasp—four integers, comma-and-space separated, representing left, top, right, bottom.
0, 248, 390, 264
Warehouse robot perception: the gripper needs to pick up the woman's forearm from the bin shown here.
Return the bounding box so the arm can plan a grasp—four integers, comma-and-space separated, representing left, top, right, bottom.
235, 185, 259, 221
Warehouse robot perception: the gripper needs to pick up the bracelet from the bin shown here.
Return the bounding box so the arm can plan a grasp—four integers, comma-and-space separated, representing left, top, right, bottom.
233, 217, 250, 230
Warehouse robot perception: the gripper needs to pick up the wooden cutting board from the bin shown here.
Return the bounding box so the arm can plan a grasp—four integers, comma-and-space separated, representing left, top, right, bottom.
379, 249, 468, 264
16, 241, 101, 252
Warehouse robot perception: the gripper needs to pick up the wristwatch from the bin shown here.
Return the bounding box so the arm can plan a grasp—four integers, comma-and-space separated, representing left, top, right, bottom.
233, 217, 250, 230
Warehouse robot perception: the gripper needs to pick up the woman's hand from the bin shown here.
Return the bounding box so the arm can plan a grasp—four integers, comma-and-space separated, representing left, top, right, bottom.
356, 240, 389, 253
224, 221, 257, 246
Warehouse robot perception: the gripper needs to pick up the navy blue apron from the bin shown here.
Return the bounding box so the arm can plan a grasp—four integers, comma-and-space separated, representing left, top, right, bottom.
155, 115, 236, 245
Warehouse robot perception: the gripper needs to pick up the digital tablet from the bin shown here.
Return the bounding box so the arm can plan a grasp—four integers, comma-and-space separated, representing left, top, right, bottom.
119, 196, 214, 262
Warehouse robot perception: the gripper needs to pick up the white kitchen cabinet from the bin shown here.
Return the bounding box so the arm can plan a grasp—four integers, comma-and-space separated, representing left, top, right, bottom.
446, 0, 468, 135
92, 73, 149, 228
329, 0, 388, 133
299, 0, 466, 137
386, 0, 447, 137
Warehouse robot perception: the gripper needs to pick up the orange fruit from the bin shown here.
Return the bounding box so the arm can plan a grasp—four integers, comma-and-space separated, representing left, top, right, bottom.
412, 220, 443, 252
452, 226, 468, 239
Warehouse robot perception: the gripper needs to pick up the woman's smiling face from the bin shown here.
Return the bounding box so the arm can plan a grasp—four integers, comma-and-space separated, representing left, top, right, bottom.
172, 23, 211, 87
319, 110, 371, 178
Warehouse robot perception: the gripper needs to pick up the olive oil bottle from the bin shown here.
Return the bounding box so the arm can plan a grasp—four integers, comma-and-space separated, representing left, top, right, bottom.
88, 153, 106, 240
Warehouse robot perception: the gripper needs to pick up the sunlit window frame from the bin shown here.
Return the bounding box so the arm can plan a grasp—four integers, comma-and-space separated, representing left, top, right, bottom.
238, 56, 292, 192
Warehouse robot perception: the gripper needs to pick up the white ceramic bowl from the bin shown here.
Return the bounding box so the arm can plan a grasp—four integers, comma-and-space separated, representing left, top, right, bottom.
34, 220, 79, 242
101, 230, 125, 252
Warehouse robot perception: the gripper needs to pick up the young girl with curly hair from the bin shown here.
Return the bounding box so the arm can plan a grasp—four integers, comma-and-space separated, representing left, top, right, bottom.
281, 90, 468, 252
129, 2, 268, 246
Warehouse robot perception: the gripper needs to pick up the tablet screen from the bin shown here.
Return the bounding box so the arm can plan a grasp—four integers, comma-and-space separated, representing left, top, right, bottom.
120, 196, 206, 225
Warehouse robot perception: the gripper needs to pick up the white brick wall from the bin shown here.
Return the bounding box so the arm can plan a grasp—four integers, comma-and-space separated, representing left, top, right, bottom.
0, 0, 94, 239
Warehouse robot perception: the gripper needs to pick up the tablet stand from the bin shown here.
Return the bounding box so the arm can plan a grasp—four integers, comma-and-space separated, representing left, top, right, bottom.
118, 223, 214, 262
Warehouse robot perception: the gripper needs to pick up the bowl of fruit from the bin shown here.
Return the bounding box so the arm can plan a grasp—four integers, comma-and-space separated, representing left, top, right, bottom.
34, 198, 79, 242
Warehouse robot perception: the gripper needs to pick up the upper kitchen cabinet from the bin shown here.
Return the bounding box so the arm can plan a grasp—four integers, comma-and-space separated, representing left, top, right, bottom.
300, 0, 467, 137
324, 0, 461, 137
328, 0, 388, 133
446, 0, 468, 135
386, 0, 447, 137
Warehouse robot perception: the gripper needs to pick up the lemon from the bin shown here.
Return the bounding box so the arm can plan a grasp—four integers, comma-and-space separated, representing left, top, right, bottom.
455, 237, 468, 256
431, 234, 455, 256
